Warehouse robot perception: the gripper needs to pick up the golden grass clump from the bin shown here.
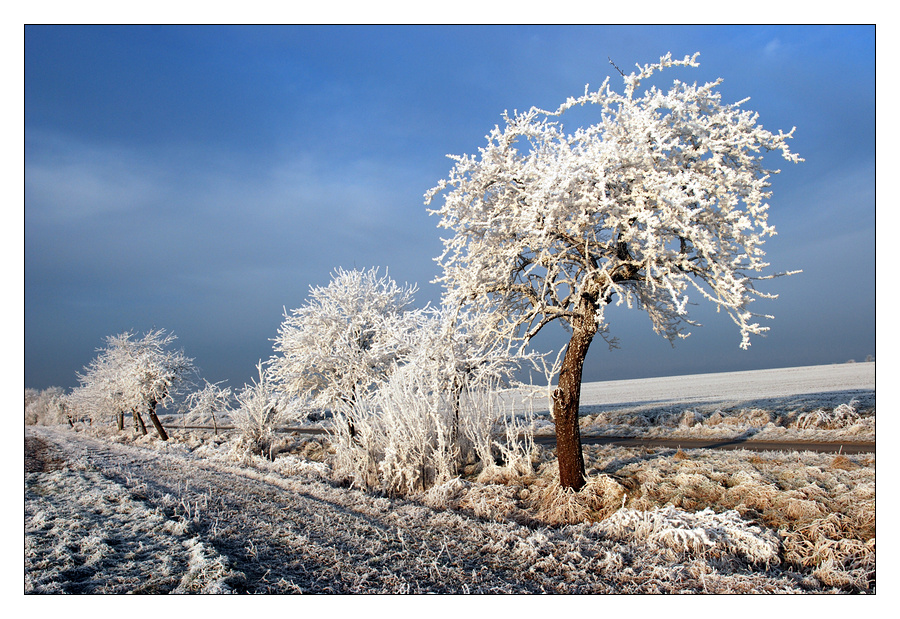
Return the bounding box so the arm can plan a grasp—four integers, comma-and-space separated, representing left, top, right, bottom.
830, 454, 856, 470
529, 474, 627, 525
780, 512, 875, 590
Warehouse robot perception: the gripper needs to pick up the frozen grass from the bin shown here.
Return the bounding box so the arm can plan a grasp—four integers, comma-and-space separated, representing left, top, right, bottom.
25, 446, 242, 593
30, 419, 874, 593
26, 365, 875, 593
517, 363, 877, 443
533, 390, 876, 444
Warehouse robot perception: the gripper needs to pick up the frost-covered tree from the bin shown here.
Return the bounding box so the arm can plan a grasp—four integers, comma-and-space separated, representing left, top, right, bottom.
25, 386, 69, 426
269, 267, 422, 434
232, 362, 297, 458
69, 329, 195, 440
426, 53, 802, 490
330, 308, 536, 494
183, 380, 234, 434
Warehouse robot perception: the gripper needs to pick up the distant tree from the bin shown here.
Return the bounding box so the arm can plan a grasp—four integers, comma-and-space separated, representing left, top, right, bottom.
269, 267, 422, 435
231, 361, 297, 458
69, 329, 195, 440
426, 52, 802, 490
25, 386, 69, 426
183, 380, 234, 434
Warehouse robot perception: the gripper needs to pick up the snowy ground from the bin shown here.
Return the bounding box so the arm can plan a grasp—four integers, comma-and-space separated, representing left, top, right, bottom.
26, 364, 875, 594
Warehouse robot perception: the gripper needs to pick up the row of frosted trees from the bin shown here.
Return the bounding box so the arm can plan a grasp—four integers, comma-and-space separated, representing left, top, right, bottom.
33, 53, 802, 493
51, 267, 540, 496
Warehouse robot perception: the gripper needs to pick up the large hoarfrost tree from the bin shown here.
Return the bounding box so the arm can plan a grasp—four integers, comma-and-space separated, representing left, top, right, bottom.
426, 53, 802, 490
69, 329, 195, 440
269, 267, 422, 433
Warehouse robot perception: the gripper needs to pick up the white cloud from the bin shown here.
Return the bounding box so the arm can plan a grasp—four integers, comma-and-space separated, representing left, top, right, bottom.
25, 138, 169, 223
763, 39, 782, 56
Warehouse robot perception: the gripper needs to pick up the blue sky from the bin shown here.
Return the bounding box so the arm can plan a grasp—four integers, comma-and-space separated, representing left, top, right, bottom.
24, 25, 876, 391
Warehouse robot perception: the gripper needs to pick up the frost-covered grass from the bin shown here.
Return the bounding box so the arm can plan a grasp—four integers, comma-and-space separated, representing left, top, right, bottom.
25, 446, 240, 593
30, 417, 874, 593
568, 393, 875, 443
27, 364, 875, 593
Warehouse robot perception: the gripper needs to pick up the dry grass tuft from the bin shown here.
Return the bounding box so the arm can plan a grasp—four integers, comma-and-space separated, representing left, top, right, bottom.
830, 454, 856, 470
792, 401, 860, 430
781, 513, 875, 590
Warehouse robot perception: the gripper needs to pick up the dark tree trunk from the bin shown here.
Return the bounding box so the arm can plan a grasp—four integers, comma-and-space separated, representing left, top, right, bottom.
117, 412, 125, 431
147, 399, 169, 441
551, 294, 599, 491
133, 409, 148, 435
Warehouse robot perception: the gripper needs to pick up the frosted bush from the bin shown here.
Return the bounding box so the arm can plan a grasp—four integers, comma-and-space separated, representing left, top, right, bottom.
232, 362, 299, 459
793, 400, 860, 430
598, 506, 780, 565
327, 304, 537, 496
330, 364, 534, 495
25, 387, 69, 426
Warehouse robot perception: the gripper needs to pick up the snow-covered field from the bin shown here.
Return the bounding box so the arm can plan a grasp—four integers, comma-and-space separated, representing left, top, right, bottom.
520, 363, 876, 443
26, 364, 875, 594
577, 362, 874, 408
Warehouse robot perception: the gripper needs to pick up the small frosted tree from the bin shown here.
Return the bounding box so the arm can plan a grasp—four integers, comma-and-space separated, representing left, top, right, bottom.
183, 380, 234, 434
426, 53, 802, 490
70, 329, 195, 440
232, 362, 296, 458
269, 267, 422, 435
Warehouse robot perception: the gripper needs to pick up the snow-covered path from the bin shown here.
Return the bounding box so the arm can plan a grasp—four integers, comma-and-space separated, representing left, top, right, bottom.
26, 426, 814, 593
